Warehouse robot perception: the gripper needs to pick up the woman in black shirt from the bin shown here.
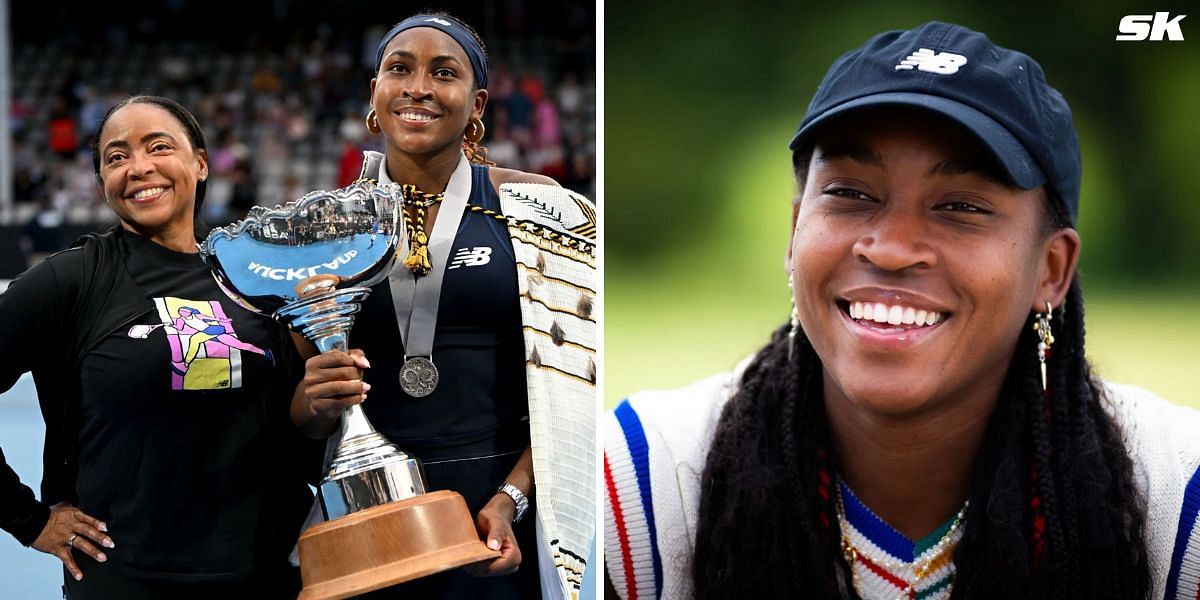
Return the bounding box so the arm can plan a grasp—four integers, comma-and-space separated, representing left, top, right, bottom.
0, 96, 317, 599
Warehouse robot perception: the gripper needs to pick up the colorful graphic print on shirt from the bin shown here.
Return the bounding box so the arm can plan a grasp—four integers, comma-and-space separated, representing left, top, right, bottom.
126, 297, 271, 390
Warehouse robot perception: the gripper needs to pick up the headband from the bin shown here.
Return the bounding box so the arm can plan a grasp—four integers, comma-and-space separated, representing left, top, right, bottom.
374, 15, 488, 89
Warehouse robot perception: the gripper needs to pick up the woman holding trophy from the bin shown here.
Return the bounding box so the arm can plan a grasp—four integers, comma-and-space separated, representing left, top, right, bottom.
0, 96, 319, 598
292, 12, 596, 600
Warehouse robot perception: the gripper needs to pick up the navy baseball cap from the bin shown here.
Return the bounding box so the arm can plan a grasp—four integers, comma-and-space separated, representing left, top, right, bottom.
789, 21, 1080, 221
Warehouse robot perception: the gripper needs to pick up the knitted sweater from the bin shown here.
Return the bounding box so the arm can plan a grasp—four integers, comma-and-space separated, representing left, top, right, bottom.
603, 374, 1200, 599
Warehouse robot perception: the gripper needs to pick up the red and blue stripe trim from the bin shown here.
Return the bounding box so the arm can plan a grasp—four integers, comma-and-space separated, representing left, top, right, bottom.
841, 479, 915, 560
605, 399, 665, 598
1164, 464, 1200, 599
605, 453, 639, 599
613, 400, 663, 596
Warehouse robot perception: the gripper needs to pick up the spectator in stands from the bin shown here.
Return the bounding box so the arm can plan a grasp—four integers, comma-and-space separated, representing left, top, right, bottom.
226, 160, 258, 224
48, 97, 79, 160
505, 83, 533, 144
250, 63, 282, 95
10, 95, 34, 137
488, 63, 515, 103
532, 93, 560, 151
76, 86, 108, 144
337, 110, 366, 187
557, 72, 583, 119
11, 133, 46, 204
483, 121, 523, 171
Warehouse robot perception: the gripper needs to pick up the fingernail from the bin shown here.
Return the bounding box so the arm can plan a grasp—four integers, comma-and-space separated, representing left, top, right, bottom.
361, 357, 372, 368
97, 553, 107, 562
99, 523, 108, 532
487, 539, 501, 550
103, 539, 115, 548
73, 572, 82, 581
362, 383, 372, 392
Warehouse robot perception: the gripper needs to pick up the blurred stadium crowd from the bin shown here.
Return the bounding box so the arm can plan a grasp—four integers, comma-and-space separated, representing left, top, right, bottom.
4, 1, 595, 274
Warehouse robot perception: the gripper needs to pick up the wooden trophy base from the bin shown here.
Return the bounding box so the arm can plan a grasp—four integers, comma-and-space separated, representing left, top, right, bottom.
297, 490, 500, 600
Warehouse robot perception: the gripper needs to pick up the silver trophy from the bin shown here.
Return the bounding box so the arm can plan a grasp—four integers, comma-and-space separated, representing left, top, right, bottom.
200, 182, 495, 599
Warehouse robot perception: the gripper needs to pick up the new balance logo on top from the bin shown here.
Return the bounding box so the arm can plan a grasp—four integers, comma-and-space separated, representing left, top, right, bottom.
1116, 13, 1186, 41
425, 17, 452, 27
895, 48, 968, 75
449, 246, 492, 269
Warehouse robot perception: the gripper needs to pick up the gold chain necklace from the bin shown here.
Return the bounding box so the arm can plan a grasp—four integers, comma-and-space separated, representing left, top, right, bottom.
835, 483, 967, 600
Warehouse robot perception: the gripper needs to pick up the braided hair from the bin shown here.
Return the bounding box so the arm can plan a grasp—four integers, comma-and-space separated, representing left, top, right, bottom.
693, 168, 1149, 598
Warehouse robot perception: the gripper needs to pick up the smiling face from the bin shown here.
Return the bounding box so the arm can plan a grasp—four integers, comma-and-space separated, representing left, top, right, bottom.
98, 102, 207, 244
790, 108, 1078, 418
370, 27, 487, 161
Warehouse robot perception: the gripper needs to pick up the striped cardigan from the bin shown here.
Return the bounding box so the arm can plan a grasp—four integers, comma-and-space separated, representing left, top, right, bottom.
604, 373, 1200, 599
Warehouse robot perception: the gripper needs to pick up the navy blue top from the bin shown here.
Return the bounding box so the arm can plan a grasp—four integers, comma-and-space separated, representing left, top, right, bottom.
351, 163, 529, 461
351, 164, 540, 599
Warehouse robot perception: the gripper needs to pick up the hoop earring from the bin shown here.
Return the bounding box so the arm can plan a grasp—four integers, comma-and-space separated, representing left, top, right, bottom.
365, 109, 381, 134
1032, 301, 1055, 393
464, 117, 485, 144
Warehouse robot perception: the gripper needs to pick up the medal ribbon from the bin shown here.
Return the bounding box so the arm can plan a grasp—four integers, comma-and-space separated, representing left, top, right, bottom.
385, 153, 471, 371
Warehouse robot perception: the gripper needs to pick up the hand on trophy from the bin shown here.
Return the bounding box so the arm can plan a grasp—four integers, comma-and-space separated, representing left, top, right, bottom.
294, 349, 372, 438
31, 502, 115, 581
463, 495, 522, 577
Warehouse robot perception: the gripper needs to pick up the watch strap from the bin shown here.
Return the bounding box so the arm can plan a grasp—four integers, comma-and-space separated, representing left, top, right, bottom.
497, 482, 529, 523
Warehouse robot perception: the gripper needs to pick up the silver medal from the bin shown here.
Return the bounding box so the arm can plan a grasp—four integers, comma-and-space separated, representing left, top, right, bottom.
399, 356, 439, 398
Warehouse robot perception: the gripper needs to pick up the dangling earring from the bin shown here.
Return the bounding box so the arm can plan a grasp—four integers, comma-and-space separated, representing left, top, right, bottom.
1032, 301, 1055, 393
365, 109, 381, 134
788, 273, 800, 360
464, 117, 485, 144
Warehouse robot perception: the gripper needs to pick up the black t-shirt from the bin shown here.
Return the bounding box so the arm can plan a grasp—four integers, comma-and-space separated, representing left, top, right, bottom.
75, 232, 307, 581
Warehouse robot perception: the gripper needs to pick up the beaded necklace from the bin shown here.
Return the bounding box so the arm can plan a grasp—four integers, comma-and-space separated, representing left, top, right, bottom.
835, 480, 967, 600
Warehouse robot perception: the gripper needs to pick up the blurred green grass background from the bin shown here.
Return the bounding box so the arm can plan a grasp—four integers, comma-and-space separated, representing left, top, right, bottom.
604, 0, 1199, 408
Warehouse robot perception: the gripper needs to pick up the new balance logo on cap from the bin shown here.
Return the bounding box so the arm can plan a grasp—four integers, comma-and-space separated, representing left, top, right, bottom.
895, 48, 968, 75
449, 246, 492, 269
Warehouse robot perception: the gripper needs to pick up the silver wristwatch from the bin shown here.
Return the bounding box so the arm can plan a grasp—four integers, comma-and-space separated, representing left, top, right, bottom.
497, 482, 529, 523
